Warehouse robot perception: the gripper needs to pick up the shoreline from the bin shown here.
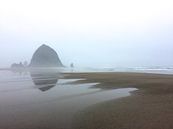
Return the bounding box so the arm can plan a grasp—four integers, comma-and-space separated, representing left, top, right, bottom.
64, 72, 173, 129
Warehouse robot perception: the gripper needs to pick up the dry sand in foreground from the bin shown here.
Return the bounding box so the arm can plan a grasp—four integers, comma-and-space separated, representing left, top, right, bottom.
64, 72, 173, 129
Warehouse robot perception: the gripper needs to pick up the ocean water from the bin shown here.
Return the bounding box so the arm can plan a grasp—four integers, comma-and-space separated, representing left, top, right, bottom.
62, 67, 173, 75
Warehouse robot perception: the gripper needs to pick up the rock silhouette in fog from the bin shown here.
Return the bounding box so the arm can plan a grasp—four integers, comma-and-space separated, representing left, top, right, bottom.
30, 44, 63, 67
11, 62, 24, 68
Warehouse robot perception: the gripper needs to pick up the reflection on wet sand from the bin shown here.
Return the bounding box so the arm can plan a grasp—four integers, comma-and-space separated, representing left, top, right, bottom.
30, 70, 59, 92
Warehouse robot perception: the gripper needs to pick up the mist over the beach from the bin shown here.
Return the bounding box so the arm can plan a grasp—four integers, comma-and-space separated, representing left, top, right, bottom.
1, 1, 173, 129
0, 0, 173, 68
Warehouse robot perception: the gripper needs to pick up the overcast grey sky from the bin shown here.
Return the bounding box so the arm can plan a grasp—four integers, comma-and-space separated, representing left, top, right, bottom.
0, 0, 173, 68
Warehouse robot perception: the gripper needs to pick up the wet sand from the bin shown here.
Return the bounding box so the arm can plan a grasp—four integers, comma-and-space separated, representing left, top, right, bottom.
64, 72, 173, 129
0, 71, 136, 129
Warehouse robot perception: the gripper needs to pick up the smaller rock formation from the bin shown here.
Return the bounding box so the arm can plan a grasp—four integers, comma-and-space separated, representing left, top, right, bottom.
11, 62, 24, 69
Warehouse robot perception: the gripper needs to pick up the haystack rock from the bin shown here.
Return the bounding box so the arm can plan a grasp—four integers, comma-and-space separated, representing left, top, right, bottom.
30, 44, 63, 67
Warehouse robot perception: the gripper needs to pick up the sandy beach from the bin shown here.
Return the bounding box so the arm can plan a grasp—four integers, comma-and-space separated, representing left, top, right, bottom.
1, 71, 173, 129
64, 72, 173, 129
0, 70, 136, 129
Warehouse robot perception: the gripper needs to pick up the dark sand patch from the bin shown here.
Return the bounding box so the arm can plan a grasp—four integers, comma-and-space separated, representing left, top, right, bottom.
64, 72, 173, 129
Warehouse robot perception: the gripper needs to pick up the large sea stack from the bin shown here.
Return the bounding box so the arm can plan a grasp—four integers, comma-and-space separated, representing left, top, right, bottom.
30, 44, 63, 67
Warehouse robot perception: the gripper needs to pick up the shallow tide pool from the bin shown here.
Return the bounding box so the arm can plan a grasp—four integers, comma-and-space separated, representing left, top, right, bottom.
0, 71, 137, 129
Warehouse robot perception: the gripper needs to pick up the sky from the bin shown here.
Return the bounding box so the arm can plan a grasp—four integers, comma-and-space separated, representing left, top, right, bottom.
0, 0, 173, 68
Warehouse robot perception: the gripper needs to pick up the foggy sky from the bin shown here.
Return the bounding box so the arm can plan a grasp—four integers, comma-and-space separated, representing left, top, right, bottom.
0, 0, 173, 68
